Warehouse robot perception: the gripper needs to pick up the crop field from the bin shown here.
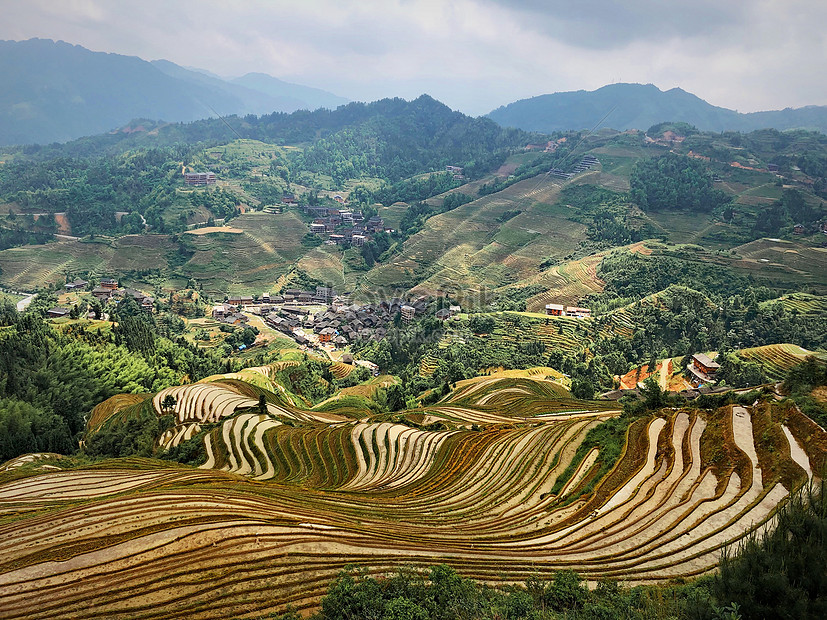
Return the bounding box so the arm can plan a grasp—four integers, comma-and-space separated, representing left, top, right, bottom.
180, 212, 308, 295
504, 251, 607, 312
1, 361, 823, 619
736, 344, 826, 380
484, 312, 592, 354
377, 201, 410, 231
724, 240, 827, 293
295, 245, 361, 293
0, 235, 177, 290
368, 173, 592, 298
764, 292, 827, 315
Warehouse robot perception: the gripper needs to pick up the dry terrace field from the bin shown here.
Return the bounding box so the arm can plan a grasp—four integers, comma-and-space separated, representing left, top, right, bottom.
364, 172, 587, 300
179, 212, 308, 296
1, 366, 824, 619
0, 235, 177, 290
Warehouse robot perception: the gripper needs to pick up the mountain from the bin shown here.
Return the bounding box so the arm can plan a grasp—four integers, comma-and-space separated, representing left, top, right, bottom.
149, 60, 306, 115
0, 39, 348, 145
488, 83, 827, 134
232, 72, 348, 111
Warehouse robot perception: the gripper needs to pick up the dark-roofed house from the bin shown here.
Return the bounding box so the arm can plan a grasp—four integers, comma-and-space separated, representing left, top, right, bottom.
65, 279, 89, 291
221, 313, 249, 325
92, 286, 113, 300
47, 307, 71, 318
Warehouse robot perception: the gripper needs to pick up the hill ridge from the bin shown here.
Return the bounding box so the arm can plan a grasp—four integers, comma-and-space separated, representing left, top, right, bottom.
488, 82, 827, 134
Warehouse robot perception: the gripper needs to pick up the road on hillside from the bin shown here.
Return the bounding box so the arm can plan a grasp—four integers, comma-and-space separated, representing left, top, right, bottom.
16, 293, 37, 312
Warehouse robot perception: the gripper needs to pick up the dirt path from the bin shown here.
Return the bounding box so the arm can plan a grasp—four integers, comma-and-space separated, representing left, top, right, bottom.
659, 360, 669, 391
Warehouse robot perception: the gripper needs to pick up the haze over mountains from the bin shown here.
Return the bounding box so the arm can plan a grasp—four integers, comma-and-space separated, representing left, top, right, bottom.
3, 38, 827, 147
488, 83, 827, 134
0, 38, 348, 145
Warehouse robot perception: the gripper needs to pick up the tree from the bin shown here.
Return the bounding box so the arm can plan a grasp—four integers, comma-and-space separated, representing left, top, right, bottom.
570, 378, 595, 400
161, 394, 177, 415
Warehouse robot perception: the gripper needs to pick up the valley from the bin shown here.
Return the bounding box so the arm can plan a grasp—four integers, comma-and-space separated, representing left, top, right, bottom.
1, 93, 826, 619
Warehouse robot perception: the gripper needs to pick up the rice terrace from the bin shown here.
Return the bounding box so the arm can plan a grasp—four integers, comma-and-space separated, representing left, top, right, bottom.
0, 362, 824, 618
2, 12, 827, 619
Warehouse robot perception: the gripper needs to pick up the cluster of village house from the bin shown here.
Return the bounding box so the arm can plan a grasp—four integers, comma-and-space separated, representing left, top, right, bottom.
47, 278, 155, 318
303, 206, 387, 245
212, 288, 462, 350
50, 275, 726, 392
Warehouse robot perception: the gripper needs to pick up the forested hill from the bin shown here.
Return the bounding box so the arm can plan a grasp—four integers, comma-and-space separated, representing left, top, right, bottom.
7, 95, 534, 181
488, 83, 827, 134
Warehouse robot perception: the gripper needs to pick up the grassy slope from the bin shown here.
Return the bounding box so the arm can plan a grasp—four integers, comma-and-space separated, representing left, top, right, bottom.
361, 172, 587, 301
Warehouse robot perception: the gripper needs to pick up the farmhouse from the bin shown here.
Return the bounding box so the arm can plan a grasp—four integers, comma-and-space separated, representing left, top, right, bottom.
221, 313, 248, 326
435, 308, 451, 321
183, 172, 216, 186
565, 306, 592, 319
793, 223, 805, 235
122, 288, 155, 312
686, 353, 720, 386
310, 222, 327, 234
355, 359, 380, 376
303, 206, 329, 217
100, 277, 118, 290
64, 279, 89, 291
545, 303, 592, 318
46, 307, 71, 318
315, 286, 336, 303
227, 295, 253, 306
545, 303, 564, 316
91, 286, 113, 300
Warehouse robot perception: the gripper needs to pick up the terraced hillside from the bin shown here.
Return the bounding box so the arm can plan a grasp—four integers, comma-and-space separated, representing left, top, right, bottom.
362, 172, 586, 300
180, 212, 308, 296
1, 368, 824, 619
736, 344, 827, 381
0, 235, 177, 290
0, 212, 307, 295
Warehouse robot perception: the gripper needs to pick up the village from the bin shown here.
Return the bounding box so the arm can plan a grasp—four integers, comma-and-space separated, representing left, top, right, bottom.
47, 277, 732, 394
45, 277, 155, 319
212, 288, 462, 358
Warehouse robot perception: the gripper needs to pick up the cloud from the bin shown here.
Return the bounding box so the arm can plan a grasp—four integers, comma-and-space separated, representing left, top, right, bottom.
0, 0, 824, 116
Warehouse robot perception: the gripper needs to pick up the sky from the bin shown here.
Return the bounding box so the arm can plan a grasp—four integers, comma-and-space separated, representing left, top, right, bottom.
1, 0, 826, 116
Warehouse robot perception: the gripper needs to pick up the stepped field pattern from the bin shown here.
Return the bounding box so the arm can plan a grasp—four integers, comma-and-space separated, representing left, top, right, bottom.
1, 367, 825, 619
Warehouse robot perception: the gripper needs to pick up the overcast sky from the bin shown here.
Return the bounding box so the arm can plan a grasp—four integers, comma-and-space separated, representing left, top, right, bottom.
1, 0, 825, 116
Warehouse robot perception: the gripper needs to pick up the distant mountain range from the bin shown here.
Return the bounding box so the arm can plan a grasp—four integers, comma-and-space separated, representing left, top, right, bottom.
0, 38, 348, 145
3, 39, 827, 147
488, 83, 827, 134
